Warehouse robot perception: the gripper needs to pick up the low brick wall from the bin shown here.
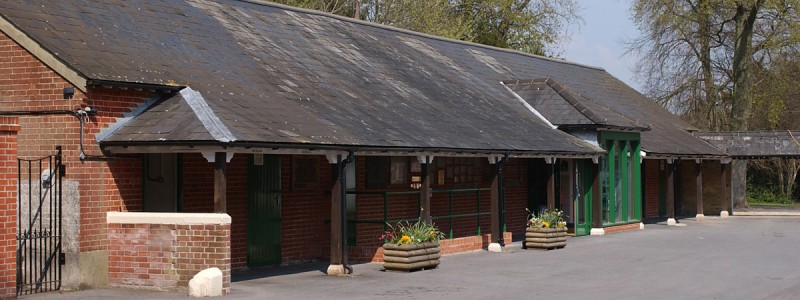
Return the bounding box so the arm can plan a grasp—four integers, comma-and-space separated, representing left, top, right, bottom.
107, 212, 231, 293
604, 223, 642, 234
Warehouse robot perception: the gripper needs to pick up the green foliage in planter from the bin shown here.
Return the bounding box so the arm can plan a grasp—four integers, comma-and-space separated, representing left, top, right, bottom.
526, 208, 567, 229
382, 219, 445, 245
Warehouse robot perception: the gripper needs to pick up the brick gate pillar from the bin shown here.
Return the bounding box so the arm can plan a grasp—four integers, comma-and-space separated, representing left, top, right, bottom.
0, 116, 20, 298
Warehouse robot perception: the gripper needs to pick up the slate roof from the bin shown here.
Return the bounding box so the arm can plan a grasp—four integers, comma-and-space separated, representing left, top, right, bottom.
0, 0, 724, 158
695, 131, 800, 158
503, 78, 648, 131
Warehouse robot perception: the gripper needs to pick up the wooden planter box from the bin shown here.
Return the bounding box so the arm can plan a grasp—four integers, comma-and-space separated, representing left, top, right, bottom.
382, 242, 441, 272
524, 227, 567, 250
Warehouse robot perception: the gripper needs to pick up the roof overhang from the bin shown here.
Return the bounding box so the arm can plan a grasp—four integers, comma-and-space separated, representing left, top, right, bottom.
100, 141, 605, 160
642, 152, 729, 161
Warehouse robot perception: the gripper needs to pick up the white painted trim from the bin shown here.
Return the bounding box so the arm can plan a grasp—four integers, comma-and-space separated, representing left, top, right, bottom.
107, 212, 231, 225
416, 155, 434, 164
721, 158, 733, 164
326, 153, 340, 164
544, 157, 556, 164
0, 16, 87, 92
501, 82, 557, 129
182, 88, 237, 142
487, 155, 503, 164
201, 151, 234, 163
590, 228, 605, 236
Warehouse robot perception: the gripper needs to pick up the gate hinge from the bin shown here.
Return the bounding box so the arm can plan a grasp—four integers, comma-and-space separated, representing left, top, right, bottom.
59, 164, 66, 177
59, 253, 66, 265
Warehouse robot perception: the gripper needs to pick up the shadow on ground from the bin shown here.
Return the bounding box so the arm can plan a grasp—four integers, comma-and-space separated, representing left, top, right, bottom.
232, 261, 329, 282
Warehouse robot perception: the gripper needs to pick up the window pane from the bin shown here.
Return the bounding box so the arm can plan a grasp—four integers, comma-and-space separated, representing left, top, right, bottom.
365, 157, 388, 189
390, 157, 408, 184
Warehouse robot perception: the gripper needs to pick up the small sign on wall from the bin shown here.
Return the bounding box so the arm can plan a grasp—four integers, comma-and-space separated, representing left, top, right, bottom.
254, 154, 264, 166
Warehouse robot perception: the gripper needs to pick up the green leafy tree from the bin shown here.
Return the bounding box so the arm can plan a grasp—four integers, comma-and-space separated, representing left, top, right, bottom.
273, 0, 580, 57
628, 0, 800, 208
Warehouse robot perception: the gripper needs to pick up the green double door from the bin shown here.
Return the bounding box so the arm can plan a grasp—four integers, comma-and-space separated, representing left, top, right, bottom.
247, 154, 282, 268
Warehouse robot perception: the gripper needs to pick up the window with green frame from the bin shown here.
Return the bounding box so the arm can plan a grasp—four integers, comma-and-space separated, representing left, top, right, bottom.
599, 131, 642, 225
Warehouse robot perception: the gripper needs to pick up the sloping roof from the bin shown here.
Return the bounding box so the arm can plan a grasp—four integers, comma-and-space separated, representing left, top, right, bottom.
695, 131, 800, 158
0, 0, 723, 157
503, 78, 648, 131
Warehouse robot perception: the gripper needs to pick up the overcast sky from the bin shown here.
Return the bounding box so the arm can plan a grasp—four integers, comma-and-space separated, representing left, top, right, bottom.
562, 0, 642, 92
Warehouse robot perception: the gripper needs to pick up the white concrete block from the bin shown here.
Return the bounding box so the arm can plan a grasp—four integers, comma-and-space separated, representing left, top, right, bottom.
189, 268, 223, 298
487, 243, 503, 252
327, 264, 345, 276
695, 214, 705, 221
590, 228, 605, 236
720, 211, 729, 218
639, 222, 645, 230
667, 218, 677, 226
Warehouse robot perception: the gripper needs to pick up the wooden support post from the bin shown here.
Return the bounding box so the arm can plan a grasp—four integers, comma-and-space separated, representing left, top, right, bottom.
420, 157, 431, 224
213, 152, 227, 213
490, 172, 500, 246
721, 162, 730, 218
695, 160, 704, 220
546, 161, 556, 210
488, 156, 505, 252
666, 160, 676, 225
328, 159, 344, 275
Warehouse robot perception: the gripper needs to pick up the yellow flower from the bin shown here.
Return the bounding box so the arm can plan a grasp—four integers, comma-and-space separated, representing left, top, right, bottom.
399, 235, 412, 244
557, 221, 567, 228
429, 230, 436, 236
542, 221, 550, 228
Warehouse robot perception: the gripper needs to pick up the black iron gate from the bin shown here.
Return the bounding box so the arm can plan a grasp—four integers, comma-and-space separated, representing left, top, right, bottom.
16, 146, 64, 295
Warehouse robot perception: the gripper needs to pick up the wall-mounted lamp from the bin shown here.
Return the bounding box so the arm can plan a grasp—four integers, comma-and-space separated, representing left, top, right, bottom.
83, 106, 98, 116
63, 87, 74, 99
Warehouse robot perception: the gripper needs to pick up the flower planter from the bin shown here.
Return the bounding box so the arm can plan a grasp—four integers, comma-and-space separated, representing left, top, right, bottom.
382, 242, 441, 272
524, 227, 567, 250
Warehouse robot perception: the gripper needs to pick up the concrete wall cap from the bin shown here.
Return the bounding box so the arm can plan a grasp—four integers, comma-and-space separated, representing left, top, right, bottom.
107, 212, 231, 225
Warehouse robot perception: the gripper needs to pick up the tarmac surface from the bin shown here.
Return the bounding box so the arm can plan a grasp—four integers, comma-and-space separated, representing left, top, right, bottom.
20, 216, 800, 300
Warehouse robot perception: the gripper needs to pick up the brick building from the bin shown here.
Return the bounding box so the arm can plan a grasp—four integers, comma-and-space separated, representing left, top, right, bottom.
0, 0, 731, 297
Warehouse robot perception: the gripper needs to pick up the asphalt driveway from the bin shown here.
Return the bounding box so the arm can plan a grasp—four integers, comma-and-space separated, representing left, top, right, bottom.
22, 217, 800, 300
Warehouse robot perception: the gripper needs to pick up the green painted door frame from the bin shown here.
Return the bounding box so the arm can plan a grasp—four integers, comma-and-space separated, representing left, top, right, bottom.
247, 154, 282, 268
599, 131, 642, 226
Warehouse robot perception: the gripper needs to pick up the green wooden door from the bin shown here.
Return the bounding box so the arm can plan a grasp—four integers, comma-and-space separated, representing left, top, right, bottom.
247, 154, 282, 267
575, 160, 593, 236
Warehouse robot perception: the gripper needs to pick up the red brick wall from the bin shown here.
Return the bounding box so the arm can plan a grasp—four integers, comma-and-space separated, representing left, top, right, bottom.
108, 220, 231, 293
1, 31, 154, 253
0, 117, 19, 299
280, 155, 331, 263
603, 222, 641, 234
643, 159, 661, 219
